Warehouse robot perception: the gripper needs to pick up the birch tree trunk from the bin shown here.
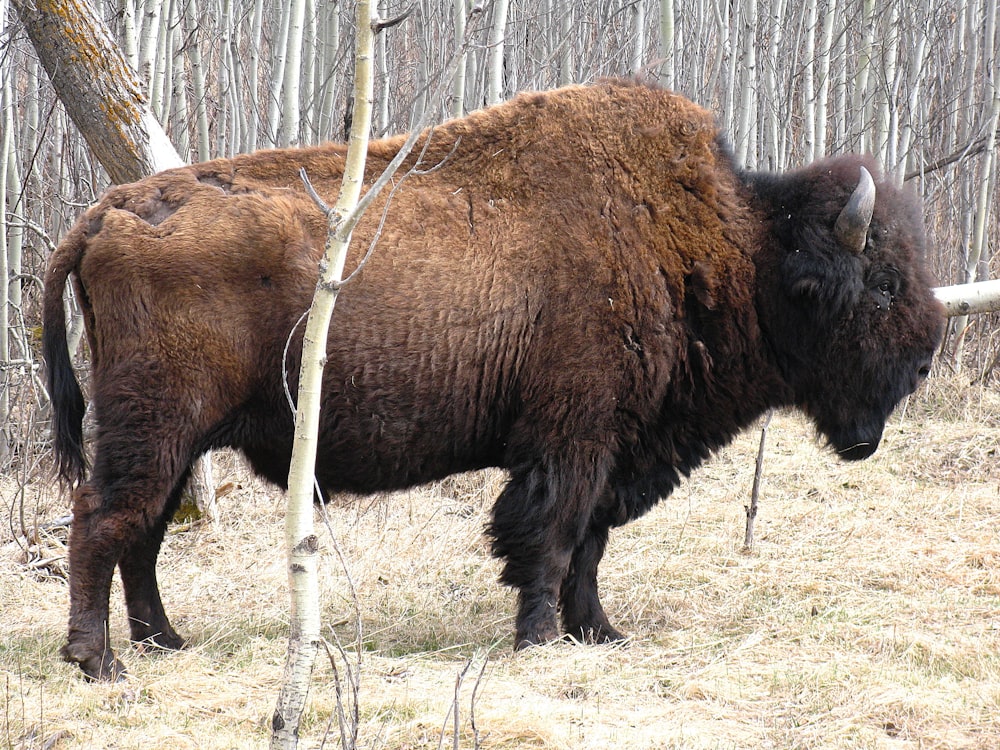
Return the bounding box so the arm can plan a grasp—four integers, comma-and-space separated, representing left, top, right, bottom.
630, 0, 646, 74
182, 0, 211, 161
486, 0, 509, 105
270, 2, 376, 746
658, 0, 674, 87
854, 0, 876, 153
451, 0, 468, 118
0, 60, 12, 467
278, 0, 308, 146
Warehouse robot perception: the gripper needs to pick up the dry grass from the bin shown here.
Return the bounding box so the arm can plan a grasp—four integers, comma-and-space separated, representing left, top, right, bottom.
3, 374, 1000, 749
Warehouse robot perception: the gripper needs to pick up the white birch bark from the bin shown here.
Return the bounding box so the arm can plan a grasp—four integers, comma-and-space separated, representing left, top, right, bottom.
658, 0, 674, 88
278, 0, 308, 147
802, 0, 818, 161
734, 0, 756, 165
149, 0, 172, 121
558, 0, 572, 86
301, 0, 317, 145
317, 2, 341, 141
630, 0, 646, 75
814, 0, 836, 158
0, 66, 13, 465
122, 0, 139, 71
376, 0, 390, 134
138, 0, 163, 90
451, 0, 468, 118
486, 0, 509, 105
267, 0, 293, 146
874, 2, 900, 169
182, 0, 210, 161
854, 0, 876, 153
270, 2, 376, 746
246, 0, 266, 150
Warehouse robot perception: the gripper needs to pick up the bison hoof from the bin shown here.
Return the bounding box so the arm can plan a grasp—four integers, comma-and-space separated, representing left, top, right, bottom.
133, 632, 186, 654
514, 623, 561, 651
572, 624, 627, 645
62, 643, 128, 682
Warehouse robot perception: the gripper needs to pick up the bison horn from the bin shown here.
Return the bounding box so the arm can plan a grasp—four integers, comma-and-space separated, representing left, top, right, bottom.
834, 166, 876, 255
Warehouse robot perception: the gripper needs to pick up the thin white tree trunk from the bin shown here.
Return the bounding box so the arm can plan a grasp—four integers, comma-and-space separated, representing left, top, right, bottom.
138, 0, 163, 90
270, 2, 376, 746
301, 0, 317, 145
814, 0, 836, 158
874, 2, 899, 168
854, 0, 876, 153
246, 0, 266, 149
451, 0, 467, 118
658, 0, 674, 88
802, 0, 817, 161
486, 0, 509, 105
182, 0, 210, 161
278, 0, 308, 147
122, 0, 139, 70
0, 66, 12, 465
734, 0, 756, 165
317, 2, 341, 141
267, 0, 293, 146
149, 0, 172, 121
557, 0, 572, 86
630, 0, 645, 75
376, 0, 390, 134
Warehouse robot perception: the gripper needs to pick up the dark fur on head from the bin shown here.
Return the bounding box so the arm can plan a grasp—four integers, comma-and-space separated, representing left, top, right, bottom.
747, 156, 942, 458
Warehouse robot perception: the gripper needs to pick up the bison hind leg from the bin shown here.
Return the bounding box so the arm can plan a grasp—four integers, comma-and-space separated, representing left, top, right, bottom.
120, 472, 190, 653
61, 610, 129, 682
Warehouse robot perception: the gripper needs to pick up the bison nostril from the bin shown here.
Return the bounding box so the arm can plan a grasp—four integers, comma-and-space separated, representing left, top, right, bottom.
917, 363, 931, 379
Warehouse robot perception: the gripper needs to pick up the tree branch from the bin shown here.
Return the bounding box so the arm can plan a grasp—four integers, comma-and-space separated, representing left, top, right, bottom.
904, 132, 999, 182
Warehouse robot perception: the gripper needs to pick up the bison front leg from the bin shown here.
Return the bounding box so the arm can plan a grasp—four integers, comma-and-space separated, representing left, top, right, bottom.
559, 520, 625, 644
61, 485, 129, 681
489, 458, 610, 649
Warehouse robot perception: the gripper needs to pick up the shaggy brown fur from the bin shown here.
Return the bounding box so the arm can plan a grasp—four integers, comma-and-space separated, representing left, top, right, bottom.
43, 80, 944, 680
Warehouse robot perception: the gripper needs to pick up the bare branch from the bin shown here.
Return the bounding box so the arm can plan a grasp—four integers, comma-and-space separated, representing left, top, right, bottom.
373, 5, 415, 33
298, 168, 333, 218
904, 133, 1000, 182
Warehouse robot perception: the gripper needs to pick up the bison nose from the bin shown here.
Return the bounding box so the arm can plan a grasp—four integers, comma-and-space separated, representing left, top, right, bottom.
917, 358, 932, 380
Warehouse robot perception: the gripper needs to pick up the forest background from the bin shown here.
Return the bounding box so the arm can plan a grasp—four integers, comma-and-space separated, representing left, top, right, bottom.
1, 0, 1000, 469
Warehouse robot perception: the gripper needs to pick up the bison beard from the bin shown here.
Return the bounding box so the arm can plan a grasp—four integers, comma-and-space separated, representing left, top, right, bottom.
42, 79, 944, 680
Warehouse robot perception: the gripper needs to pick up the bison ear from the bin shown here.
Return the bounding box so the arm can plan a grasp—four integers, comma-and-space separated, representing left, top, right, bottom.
782, 245, 863, 316
834, 166, 875, 255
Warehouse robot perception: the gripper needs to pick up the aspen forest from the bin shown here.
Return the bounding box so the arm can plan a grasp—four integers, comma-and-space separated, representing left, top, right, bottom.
2, 0, 1000, 477
2, 1, 1000, 748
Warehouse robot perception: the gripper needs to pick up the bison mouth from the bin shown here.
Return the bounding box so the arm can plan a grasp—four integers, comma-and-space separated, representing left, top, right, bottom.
832, 435, 880, 461
816, 414, 887, 462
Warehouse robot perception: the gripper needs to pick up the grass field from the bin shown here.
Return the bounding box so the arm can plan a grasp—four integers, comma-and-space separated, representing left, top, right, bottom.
2, 374, 999, 749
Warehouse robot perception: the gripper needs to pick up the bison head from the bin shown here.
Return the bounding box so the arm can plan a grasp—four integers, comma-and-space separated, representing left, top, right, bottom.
751, 156, 944, 460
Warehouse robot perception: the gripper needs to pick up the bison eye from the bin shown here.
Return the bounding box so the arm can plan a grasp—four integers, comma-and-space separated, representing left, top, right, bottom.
868, 270, 900, 312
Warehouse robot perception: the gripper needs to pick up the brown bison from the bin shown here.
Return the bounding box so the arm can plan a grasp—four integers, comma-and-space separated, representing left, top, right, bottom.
43, 80, 944, 681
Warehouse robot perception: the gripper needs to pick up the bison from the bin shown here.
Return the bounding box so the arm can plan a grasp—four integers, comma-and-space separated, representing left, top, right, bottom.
43, 80, 944, 681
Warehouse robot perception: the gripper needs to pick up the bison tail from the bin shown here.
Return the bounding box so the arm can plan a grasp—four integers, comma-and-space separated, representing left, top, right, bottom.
41, 229, 89, 486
